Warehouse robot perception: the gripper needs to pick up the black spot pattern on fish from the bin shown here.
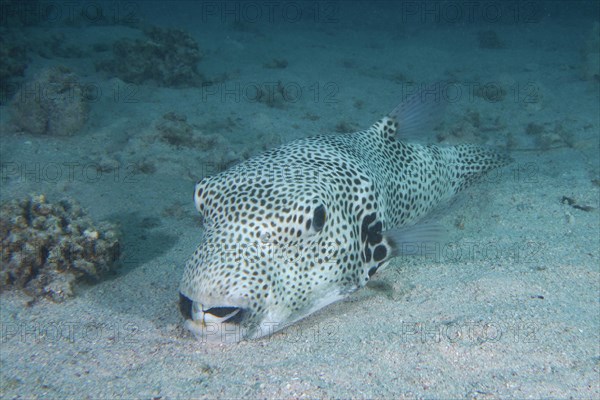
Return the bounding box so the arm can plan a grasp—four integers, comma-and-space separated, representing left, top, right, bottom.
180, 116, 511, 341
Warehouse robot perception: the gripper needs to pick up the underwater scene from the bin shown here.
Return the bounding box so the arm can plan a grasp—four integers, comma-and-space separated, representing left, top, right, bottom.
0, 0, 599, 398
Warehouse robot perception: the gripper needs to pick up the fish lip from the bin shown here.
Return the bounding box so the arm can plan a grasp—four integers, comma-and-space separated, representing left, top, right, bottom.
180, 293, 260, 343
202, 306, 245, 324
190, 300, 246, 325
184, 306, 252, 344
180, 292, 249, 318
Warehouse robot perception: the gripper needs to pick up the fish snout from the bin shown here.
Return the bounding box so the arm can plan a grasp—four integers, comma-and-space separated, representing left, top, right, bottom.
179, 293, 252, 343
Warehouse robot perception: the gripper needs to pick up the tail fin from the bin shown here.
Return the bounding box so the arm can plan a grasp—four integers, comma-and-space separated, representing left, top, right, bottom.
444, 144, 513, 194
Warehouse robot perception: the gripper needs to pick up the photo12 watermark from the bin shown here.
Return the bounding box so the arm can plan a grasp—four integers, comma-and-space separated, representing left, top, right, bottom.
393, 239, 545, 265
199, 80, 340, 105
398, 1, 543, 24
190, 319, 341, 344
198, 1, 340, 24
397, 81, 542, 105
1, 321, 139, 344
394, 319, 542, 344
0, 1, 140, 26
2, 80, 141, 105
1, 160, 150, 185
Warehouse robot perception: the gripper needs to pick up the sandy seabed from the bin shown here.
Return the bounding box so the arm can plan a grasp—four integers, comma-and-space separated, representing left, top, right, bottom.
1, 2, 599, 398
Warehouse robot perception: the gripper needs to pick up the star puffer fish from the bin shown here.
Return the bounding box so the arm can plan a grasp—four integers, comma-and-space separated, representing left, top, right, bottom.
179, 91, 510, 343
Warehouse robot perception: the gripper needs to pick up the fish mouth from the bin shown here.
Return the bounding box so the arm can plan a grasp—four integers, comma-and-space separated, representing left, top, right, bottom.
199, 305, 244, 324
179, 293, 249, 343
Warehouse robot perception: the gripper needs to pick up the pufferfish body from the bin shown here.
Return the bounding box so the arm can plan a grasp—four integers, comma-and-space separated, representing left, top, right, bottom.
179, 93, 510, 343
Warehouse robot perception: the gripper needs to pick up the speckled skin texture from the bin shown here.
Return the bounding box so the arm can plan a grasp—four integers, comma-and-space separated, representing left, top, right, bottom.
180, 116, 509, 342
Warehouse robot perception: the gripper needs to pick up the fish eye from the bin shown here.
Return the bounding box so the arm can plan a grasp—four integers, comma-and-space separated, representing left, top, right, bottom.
312, 204, 326, 231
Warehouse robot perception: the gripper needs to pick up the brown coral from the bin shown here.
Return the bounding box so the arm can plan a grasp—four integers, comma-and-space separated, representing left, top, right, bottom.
95, 26, 203, 87
9, 66, 90, 136
0, 194, 120, 301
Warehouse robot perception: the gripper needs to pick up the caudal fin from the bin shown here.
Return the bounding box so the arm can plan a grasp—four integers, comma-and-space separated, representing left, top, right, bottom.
444, 144, 513, 194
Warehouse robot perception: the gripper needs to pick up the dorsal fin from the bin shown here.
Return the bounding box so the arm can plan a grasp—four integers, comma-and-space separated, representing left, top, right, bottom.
387, 85, 447, 142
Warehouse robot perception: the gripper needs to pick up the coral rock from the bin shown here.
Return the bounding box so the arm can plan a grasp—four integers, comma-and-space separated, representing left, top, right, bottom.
0, 194, 121, 302
10, 66, 90, 136
96, 26, 204, 87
